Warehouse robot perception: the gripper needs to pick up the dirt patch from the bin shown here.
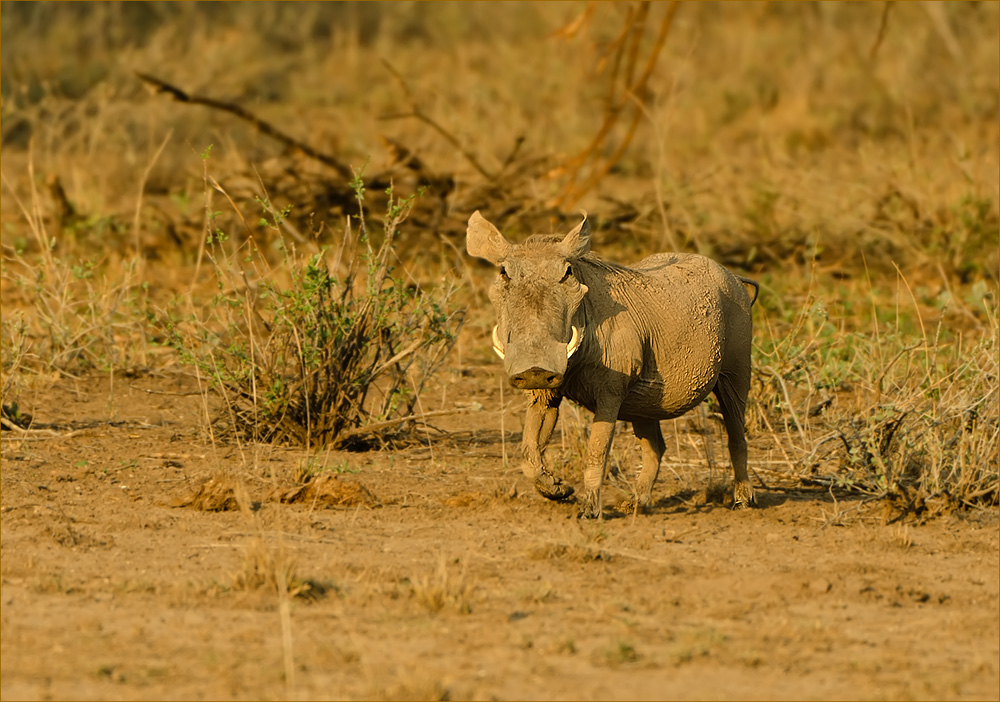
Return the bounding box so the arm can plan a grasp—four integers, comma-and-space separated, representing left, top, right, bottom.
1, 371, 997, 701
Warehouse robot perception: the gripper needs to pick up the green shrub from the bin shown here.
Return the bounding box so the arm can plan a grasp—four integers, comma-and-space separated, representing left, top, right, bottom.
161, 168, 463, 449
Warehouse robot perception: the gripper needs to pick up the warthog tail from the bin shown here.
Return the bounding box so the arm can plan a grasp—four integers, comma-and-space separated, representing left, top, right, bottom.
738, 276, 760, 307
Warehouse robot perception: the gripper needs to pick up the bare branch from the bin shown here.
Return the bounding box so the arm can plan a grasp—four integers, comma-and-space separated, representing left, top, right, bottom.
378, 59, 496, 181
135, 71, 353, 180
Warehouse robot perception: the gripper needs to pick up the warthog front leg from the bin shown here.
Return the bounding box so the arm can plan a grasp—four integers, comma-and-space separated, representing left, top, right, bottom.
521, 390, 573, 501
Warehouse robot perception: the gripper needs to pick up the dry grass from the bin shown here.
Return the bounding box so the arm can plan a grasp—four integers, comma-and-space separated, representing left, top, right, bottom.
173, 475, 243, 512
1, 2, 997, 511
277, 472, 379, 508
409, 557, 477, 615
230, 536, 328, 602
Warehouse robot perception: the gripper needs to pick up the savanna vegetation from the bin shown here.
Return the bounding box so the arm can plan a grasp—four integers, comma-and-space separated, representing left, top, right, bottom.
1, 3, 997, 699
3, 0, 995, 509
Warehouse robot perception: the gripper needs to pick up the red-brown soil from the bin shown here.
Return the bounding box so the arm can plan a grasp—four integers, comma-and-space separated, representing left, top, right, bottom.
2, 362, 997, 701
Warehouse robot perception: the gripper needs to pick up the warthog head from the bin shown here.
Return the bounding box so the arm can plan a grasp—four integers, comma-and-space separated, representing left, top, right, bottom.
467, 211, 590, 390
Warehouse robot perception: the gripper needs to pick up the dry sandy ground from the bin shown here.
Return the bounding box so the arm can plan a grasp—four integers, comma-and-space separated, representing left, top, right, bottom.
1, 368, 997, 701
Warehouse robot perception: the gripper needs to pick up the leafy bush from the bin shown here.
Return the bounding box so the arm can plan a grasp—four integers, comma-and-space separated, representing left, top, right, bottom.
162, 168, 463, 449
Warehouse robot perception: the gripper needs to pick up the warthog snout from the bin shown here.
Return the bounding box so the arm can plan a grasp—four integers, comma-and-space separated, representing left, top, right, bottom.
510, 367, 563, 390
492, 325, 582, 389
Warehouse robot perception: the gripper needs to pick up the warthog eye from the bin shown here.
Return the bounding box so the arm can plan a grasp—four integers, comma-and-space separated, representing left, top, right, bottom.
560, 264, 573, 283
499, 265, 509, 281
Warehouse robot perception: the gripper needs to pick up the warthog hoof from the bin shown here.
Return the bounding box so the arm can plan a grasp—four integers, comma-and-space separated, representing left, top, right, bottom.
732, 481, 757, 510
576, 490, 602, 519
534, 472, 574, 502
615, 496, 648, 516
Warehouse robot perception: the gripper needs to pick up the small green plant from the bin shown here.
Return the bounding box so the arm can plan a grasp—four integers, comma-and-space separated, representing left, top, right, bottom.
604, 640, 640, 666
292, 455, 357, 484
161, 164, 463, 449
668, 626, 728, 664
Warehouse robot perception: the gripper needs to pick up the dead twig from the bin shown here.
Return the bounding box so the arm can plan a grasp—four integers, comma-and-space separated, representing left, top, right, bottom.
869, 1, 894, 61
127, 384, 205, 397
0, 415, 86, 438
333, 408, 467, 448
135, 71, 353, 180
378, 59, 496, 181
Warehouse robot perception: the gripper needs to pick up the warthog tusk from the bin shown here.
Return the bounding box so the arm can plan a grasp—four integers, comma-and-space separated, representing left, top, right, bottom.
492, 325, 505, 359
567, 326, 581, 358
492, 325, 580, 360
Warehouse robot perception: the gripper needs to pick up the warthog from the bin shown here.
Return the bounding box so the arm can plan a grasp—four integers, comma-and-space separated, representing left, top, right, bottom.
467, 210, 759, 518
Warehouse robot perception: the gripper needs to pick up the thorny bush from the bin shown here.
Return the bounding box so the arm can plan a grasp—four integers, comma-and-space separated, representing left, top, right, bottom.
161, 167, 463, 449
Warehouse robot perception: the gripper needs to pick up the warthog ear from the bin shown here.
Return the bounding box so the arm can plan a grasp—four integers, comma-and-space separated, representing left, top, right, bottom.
559, 210, 591, 259
467, 211, 512, 265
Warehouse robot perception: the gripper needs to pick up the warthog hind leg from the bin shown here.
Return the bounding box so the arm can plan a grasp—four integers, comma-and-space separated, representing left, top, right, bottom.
714, 374, 756, 509
616, 419, 665, 514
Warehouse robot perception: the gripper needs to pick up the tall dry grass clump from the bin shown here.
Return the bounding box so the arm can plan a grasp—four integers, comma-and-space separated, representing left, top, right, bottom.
752, 264, 998, 514
1, 158, 152, 374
